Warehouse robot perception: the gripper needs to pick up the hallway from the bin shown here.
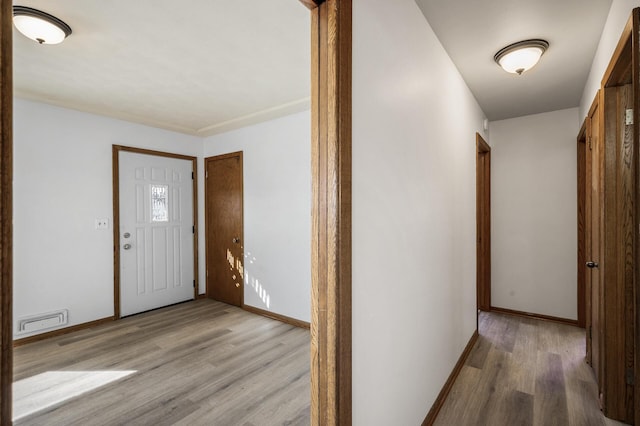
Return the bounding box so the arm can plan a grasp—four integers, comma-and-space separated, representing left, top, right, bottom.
434, 312, 628, 426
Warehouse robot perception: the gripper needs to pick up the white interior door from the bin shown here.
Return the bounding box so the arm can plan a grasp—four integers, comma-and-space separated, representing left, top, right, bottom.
119, 151, 194, 317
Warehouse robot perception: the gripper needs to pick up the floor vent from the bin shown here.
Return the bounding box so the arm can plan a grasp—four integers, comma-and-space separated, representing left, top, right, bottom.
17, 310, 68, 334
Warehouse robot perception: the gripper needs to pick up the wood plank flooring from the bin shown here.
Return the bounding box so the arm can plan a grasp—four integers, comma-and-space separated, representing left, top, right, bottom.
13, 299, 310, 425
434, 312, 629, 426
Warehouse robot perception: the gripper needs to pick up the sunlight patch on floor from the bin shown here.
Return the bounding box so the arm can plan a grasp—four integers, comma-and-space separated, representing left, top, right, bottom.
13, 370, 136, 421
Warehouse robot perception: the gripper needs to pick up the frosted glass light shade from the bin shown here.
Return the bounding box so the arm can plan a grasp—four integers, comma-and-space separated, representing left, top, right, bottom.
494, 39, 549, 75
13, 6, 72, 45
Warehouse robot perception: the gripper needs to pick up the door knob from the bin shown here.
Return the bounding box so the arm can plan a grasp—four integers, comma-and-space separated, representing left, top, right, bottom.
586, 261, 599, 268
232, 238, 240, 244
124, 244, 132, 250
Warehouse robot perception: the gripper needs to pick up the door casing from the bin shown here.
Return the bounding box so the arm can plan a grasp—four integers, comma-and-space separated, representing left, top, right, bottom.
577, 120, 587, 330
0, 1, 12, 419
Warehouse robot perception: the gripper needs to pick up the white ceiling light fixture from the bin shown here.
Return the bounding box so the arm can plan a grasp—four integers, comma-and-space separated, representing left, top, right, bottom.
13, 6, 72, 45
494, 39, 549, 75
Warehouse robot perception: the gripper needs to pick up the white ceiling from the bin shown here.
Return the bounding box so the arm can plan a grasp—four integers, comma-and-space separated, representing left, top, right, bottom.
14, 1, 616, 132
13, 1, 311, 136
415, 0, 613, 121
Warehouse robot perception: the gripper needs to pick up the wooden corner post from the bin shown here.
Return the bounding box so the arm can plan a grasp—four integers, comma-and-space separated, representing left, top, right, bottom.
309, 0, 352, 424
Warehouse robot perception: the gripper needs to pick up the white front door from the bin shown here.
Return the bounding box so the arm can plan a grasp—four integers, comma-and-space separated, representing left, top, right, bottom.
118, 151, 194, 317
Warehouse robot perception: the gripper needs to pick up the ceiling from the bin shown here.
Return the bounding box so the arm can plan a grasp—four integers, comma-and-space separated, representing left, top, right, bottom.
12, 1, 310, 136
13, 1, 616, 132
415, 0, 613, 121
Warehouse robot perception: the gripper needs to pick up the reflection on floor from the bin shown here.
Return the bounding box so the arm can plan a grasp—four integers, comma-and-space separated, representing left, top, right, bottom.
13, 299, 310, 425
434, 311, 629, 426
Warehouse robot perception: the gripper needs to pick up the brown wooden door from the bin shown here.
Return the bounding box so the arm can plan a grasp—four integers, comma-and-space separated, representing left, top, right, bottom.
601, 83, 635, 422
205, 152, 244, 307
476, 133, 491, 312
585, 94, 602, 385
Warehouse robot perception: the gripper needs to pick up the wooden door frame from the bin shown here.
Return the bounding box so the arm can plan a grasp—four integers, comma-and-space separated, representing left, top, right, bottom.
112, 145, 199, 319
0, 0, 12, 420
476, 133, 491, 313
307, 0, 352, 423
0, 0, 352, 423
204, 151, 244, 305
577, 121, 586, 329
632, 10, 640, 426
632, 12, 640, 426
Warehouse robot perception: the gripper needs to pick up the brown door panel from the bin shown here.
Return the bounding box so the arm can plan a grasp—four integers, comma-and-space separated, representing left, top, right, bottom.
205, 152, 244, 307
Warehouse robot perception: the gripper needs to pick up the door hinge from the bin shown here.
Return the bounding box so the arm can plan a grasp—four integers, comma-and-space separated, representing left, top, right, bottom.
588, 136, 592, 150
626, 108, 634, 125
626, 368, 635, 386
193, 280, 196, 288
192, 225, 195, 234
206, 171, 208, 179
192, 172, 194, 180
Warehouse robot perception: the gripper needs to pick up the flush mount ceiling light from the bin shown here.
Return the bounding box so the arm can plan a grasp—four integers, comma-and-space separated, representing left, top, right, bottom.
13, 6, 72, 45
494, 39, 549, 75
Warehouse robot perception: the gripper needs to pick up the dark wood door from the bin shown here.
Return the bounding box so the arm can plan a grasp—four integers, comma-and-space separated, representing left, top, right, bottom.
205, 152, 243, 307
601, 83, 635, 422
476, 133, 491, 312
585, 95, 602, 385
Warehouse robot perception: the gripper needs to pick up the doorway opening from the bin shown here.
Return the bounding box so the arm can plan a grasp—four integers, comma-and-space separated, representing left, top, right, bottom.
0, 0, 352, 423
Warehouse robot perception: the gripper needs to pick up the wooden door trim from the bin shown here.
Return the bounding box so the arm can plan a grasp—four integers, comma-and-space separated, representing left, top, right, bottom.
0, 0, 11, 421
203, 151, 244, 306
476, 133, 491, 313
577, 119, 586, 329
633, 9, 640, 426
112, 145, 199, 319
602, 12, 633, 88
631, 20, 640, 426
310, 0, 352, 424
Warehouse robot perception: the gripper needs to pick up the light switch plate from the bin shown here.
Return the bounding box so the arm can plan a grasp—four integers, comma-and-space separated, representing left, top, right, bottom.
95, 218, 109, 230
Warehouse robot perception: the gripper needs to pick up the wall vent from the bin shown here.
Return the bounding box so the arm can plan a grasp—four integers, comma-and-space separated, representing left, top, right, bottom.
17, 309, 68, 334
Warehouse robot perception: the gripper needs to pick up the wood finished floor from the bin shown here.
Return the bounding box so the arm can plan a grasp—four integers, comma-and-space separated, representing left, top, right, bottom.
434, 312, 629, 426
13, 299, 310, 425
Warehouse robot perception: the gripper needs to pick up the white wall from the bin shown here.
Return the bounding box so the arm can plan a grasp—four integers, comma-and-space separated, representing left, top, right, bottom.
202, 111, 311, 323
580, 0, 640, 120
14, 99, 310, 338
13, 99, 202, 338
490, 108, 579, 320
352, 0, 487, 423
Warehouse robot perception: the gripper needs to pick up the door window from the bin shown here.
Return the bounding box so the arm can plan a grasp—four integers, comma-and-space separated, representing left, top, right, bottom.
151, 184, 169, 222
